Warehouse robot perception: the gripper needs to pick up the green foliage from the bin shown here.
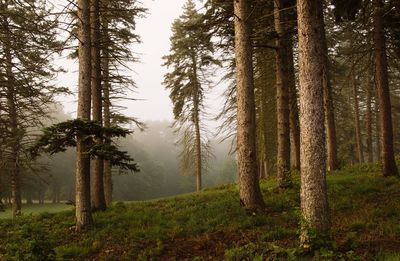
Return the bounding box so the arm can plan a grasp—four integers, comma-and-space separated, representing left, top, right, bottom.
1, 223, 56, 261
1, 165, 400, 259
31, 119, 139, 171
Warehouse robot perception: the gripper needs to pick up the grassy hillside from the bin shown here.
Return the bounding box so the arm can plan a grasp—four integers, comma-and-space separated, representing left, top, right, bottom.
0, 164, 399, 260
0, 203, 73, 220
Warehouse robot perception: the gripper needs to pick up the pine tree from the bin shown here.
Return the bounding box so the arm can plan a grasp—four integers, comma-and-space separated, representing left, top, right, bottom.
163, 0, 218, 191
75, 0, 93, 231
297, 0, 331, 247
99, 0, 145, 205
0, 0, 63, 218
234, 0, 265, 210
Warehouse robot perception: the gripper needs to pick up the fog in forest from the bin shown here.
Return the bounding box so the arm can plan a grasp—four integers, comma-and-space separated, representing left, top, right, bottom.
8, 111, 237, 204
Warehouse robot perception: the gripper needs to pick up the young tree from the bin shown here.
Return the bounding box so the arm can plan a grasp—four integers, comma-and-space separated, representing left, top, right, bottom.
163, 0, 217, 191
234, 0, 264, 209
297, 0, 331, 246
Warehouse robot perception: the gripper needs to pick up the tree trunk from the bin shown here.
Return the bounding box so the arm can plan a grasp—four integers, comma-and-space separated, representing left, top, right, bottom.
322, 31, 339, 171
352, 69, 364, 164
192, 54, 202, 192
2, 8, 22, 218
101, 19, 113, 207
274, 0, 291, 188
234, 0, 265, 210
76, 0, 93, 231
297, 0, 331, 246
90, 0, 106, 211
287, 43, 301, 171
375, 91, 381, 162
26, 192, 33, 205
373, 0, 398, 177
193, 95, 202, 192
366, 66, 374, 163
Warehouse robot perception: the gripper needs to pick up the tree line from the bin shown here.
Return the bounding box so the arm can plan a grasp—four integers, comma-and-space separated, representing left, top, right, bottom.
163, 0, 399, 247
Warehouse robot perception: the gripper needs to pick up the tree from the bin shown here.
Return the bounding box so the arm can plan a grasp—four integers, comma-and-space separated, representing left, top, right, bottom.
274, 0, 292, 188
99, 0, 145, 205
297, 0, 331, 246
76, 0, 93, 231
0, 0, 62, 218
373, 0, 398, 177
90, 0, 106, 211
163, 0, 217, 191
234, 0, 264, 209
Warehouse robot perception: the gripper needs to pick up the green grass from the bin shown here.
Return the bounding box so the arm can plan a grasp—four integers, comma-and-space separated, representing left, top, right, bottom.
0, 163, 399, 260
0, 203, 74, 219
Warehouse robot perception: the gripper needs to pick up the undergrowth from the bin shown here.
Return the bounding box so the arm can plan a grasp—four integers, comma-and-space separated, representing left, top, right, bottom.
0, 163, 399, 260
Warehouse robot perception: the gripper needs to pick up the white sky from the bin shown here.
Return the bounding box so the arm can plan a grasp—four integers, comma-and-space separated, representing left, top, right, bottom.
55, 0, 199, 122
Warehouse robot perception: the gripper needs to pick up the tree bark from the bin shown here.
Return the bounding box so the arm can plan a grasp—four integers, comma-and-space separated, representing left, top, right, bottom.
297, 0, 331, 246
375, 89, 381, 162
366, 66, 374, 163
76, 0, 93, 231
287, 43, 301, 171
234, 0, 265, 209
101, 19, 113, 207
90, 0, 106, 211
373, 0, 398, 177
322, 27, 338, 171
352, 69, 364, 164
274, 0, 291, 188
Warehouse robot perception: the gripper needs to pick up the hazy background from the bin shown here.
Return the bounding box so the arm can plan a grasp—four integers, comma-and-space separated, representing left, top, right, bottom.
53, 0, 225, 125
25, 0, 235, 202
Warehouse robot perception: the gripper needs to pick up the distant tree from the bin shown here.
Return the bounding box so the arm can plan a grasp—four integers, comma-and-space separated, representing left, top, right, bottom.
297, 0, 331, 247
274, 0, 293, 188
163, 0, 218, 191
0, 0, 63, 218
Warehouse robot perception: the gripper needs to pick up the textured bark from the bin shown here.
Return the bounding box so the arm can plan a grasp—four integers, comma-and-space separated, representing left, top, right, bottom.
2, 9, 22, 218
375, 92, 381, 161
297, 0, 331, 246
366, 68, 373, 163
287, 41, 301, 171
234, 0, 264, 209
76, 0, 93, 231
322, 33, 338, 171
101, 20, 113, 207
352, 70, 364, 163
373, 0, 398, 177
274, 0, 291, 188
90, 0, 106, 211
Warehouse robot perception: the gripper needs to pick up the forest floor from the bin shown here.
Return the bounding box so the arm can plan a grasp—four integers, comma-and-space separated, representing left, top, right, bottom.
0, 164, 400, 260
0, 203, 73, 219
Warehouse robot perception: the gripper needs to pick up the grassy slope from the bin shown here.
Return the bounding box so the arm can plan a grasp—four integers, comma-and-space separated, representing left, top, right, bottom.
0, 203, 73, 219
0, 164, 399, 260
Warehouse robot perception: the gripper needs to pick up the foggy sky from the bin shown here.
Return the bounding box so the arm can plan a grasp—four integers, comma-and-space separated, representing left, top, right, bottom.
55, 0, 192, 122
